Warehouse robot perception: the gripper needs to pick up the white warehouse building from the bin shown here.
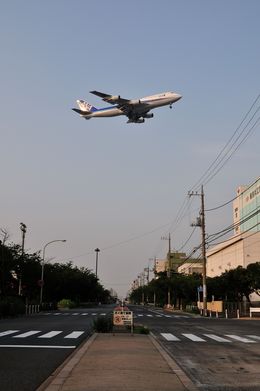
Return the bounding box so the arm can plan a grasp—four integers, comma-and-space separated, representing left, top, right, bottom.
207, 177, 260, 278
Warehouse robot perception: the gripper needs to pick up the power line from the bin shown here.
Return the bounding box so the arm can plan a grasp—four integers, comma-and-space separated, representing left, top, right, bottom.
190, 94, 260, 192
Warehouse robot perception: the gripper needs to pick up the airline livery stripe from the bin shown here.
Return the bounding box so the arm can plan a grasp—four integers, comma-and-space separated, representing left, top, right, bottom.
0, 330, 19, 337
182, 334, 206, 342
38, 331, 63, 338
203, 334, 232, 342
161, 333, 180, 341
225, 335, 256, 343
13, 331, 41, 338
64, 331, 84, 339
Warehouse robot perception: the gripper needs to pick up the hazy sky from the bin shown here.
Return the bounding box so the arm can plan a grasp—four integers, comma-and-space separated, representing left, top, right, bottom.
1, 1, 259, 297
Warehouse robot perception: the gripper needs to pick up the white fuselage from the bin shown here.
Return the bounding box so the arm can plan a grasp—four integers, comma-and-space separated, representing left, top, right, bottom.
85, 91, 181, 118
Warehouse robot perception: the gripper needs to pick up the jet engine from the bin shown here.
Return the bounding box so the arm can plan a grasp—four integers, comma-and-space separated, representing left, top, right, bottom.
143, 113, 154, 119
129, 99, 141, 105
106, 95, 120, 102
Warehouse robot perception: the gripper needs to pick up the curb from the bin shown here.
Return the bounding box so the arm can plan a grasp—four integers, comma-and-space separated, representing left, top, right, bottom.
149, 333, 199, 391
37, 333, 98, 391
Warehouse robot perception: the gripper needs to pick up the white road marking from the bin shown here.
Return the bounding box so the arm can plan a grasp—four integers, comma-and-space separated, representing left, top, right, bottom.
246, 335, 260, 341
81, 313, 88, 316
225, 335, 256, 343
0, 345, 75, 349
38, 331, 63, 338
0, 330, 19, 337
100, 313, 106, 316
64, 331, 84, 339
53, 313, 62, 316
182, 333, 206, 342
147, 314, 153, 317
203, 334, 232, 342
13, 331, 42, 338
137, 314, 144, 317
72, 313, 79, 316
164, 315, 172, 318
91, 313, 97, 316
155, 315, 162, 317
161, 333, 180, 341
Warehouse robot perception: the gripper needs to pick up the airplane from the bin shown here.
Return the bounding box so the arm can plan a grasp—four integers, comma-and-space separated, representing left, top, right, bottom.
72, 90, 182, 123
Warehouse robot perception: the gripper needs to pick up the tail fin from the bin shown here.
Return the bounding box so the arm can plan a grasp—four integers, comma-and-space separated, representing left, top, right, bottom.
76, 99, 97, 113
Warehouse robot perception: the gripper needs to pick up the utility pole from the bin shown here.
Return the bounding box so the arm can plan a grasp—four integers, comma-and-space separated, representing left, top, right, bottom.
188, 185, 207, 316
161, 233, 172, 307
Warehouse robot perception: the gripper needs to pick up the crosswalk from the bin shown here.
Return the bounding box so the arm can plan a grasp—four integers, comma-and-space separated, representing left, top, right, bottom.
160, 332, 260, 343
1, 329, 258, 345
0, 330, 85, 340
41, 312, 190, 319
135, 314, 190, 319
43, 312, 107, 316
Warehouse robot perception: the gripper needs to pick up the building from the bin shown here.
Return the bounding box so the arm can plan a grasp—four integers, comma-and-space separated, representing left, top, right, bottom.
154, 259, 167, 274
233, 177, 260, 235
178, 259, 203, 275
166, 251, 187, 272
207, 177, 260, 278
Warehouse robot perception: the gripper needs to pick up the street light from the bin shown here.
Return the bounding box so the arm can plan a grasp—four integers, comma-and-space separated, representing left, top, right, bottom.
95, 248, 100, 278
40, 239, 66, 305
19, 223, 27, 295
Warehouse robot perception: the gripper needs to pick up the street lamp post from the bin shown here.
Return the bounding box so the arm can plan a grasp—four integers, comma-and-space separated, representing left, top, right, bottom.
19, 223, 27, 295
40, 239, 66, 305
95, 248, 100, 278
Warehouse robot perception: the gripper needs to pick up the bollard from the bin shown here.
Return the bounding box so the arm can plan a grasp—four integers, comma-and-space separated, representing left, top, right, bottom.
225, 309, 228, 319
210, 310, 212, 318
216, 311, 218, 318
237, 309, 240, 319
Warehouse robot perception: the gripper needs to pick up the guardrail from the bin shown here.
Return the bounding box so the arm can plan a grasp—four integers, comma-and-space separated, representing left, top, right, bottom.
25, 304, 40, 315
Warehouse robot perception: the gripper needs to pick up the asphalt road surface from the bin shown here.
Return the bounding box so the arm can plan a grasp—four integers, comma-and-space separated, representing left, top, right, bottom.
1, 304, 260, 391
129, 305, 260, 391
0, 304, 114, 391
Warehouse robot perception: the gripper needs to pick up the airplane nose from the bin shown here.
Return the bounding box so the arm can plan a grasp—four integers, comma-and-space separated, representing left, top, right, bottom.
174, 93, 182, 101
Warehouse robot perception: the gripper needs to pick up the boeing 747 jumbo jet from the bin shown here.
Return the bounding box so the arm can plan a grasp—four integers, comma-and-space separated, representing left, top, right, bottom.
72, 90, 182, 123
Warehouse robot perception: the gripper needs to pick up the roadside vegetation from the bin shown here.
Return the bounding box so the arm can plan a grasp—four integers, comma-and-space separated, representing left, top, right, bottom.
0, 237, 113, 317
129, 264, 260, 309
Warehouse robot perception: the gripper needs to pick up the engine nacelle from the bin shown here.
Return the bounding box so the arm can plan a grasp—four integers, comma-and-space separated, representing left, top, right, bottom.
129, 99, 141, 105
106, 95, 120, 102
134, 118, 145, 123
143, 113, 154, 119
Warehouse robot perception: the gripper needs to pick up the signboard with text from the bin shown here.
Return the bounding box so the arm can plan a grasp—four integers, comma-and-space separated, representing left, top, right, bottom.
113, 310, 133, 326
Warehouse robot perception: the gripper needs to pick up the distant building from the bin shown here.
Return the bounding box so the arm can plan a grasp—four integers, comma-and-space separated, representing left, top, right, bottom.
155, 253, 203, 276
154, 259, 167, 274
166, 251, 187, 272
233, 177, 260, 235
178, 260, 203, 275
207, 177, 260, 278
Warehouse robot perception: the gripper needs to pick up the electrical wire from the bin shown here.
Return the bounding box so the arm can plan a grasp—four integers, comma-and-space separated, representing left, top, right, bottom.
190, 94, 260, 192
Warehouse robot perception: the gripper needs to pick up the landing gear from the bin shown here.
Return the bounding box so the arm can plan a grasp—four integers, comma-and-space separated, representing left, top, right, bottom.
169, 104, 172, 109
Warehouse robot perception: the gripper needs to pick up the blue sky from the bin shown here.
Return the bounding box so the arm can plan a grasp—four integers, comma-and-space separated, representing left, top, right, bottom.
1, 1, 259, 297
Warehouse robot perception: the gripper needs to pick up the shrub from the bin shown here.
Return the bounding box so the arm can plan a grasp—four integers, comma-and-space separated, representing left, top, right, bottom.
93, 316, 113, 333
0, 297, 25, 317
57, 299, 76, 309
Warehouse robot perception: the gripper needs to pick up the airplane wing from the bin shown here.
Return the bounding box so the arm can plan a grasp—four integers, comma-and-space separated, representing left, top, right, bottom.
90, 90, 150, 122
90, 90, 130, 105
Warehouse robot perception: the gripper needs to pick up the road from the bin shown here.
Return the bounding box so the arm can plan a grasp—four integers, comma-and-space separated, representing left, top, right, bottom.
0, 304, 114, 391
129, 305, 260, 391
1, 304, 260, 391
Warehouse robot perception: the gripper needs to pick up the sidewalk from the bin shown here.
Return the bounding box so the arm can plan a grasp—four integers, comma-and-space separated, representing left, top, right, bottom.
39, 333, 198, 391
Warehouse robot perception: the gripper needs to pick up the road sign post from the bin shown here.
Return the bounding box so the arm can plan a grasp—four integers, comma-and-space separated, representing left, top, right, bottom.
113, 310, 133, 333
